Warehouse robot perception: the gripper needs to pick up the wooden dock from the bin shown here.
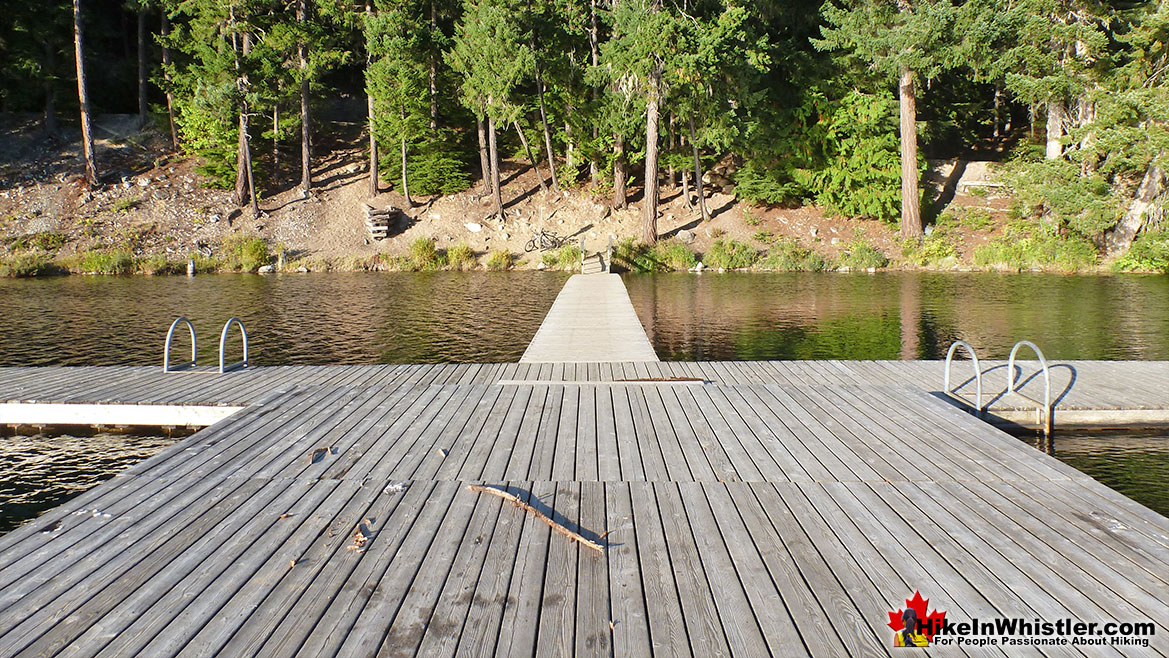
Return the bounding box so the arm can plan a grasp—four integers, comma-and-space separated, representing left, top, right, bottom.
521, 274, 659, 363
2, 269, 1169, 656
0, 362, 1168, 656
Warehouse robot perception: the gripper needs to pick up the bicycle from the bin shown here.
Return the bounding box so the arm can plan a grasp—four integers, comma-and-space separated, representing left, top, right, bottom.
524, 229, 567, 253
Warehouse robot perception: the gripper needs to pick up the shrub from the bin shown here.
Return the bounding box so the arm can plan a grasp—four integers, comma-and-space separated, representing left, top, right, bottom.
743, 209, 762, 226
901, 232, 958, 266
838, 240, 889, 270
760, 240, 827, 271
71, 249, 136, 274
4, 231, 67, 253
751, 230, 774, 244
612, 238, 697, 272
136, 254, 184, 275
542, 243, 582, 270
0, 252, 59, 277
486, 249, 514, 270
407, 237, 444, 271
973, 221, 1097, 272
446, 243, 476, 270
703, 239, 759, 270
959, 208, 995, 231
654, 240, 698, 270
1113, 231, 1169, 273
222, 235, 270, 272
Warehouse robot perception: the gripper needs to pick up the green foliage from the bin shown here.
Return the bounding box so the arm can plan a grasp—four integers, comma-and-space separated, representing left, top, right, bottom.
407, 237, 443, 271
136, 254, 185, 275
837, 240, 889, 269
1003, 157, 1124, 240
611, 238, 696, 272
1113, 231, 1169, 273
759, 240, 828, 272
973, 221, 1098, 271
486, 249, 514, 270
901, 232, 959, 266
743, 209, 762, 226
380, 134, 472, 195
541, 243, 582, 270
703, 239, 759, 270
751, 231, 774, 244
113, 197, 142, 213
447, 243, 477, 270
71, 250, 137, 275
0, 252, 60, 278
655, 240, 699, 271
3, 232, 67, 253
222, 234, 271, 272
957, 208, 995, 231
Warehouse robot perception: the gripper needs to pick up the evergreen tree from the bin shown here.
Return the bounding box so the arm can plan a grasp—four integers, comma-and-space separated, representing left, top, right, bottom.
817, 0, 957, 237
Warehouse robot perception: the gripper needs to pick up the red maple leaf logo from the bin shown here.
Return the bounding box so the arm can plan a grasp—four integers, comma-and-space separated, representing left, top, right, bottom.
888, 591, 947, 642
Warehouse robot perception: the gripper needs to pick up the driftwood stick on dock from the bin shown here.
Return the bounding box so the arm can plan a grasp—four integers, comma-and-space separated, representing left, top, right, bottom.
468, 484, 604, 553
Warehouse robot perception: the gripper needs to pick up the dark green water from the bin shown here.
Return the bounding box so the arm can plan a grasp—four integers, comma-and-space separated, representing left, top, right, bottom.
1025, 430, 1169, 518
624, 272, 1169, 360
0, 271, 1167, 365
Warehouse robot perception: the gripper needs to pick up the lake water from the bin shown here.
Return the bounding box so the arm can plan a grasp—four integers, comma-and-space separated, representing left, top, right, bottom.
2, 271, 1168, 532
0, 271, 1167, 364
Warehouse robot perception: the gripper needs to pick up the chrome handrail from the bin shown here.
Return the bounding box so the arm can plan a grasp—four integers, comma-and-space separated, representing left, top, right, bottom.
163, 317, 197, 372
944, 340, 983, 414
219, 317, 249, 373
1008, 340, 1052, 435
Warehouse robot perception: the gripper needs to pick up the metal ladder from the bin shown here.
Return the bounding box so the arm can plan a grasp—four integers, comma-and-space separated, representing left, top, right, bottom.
944, 339, 1053, 435
163, 317, 250, 373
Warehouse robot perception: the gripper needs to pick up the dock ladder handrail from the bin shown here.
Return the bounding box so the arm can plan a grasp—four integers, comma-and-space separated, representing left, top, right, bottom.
163, 317, 197, 373
219, 317, 249, 373
943, 340, 983, 415
1007, 340, 1053, 436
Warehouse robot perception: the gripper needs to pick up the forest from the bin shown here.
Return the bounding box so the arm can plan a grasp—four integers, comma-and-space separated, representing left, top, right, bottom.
2, 0, 1169, 269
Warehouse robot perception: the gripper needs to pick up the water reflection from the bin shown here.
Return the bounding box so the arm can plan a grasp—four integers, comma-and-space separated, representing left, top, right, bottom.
0, 272, 570, 365
625, 272, 1169, 361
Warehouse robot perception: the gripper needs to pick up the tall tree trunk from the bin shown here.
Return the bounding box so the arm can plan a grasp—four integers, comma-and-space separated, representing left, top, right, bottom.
515, 122, 548, 193
667, 113, 675, 187
429, 1, 438, 131
643, 72, 661, 244
993, 85, 1002, 140
535, 72, 560, 193
688, 117, 707, 220
400, 104, 413, 206
137, 8, 148, 128
161, 12, 178, 150
1107, 164, 1165, 256
73, 0, 98, 186
487, 116, 503, 216
1045, 99, 1064, 160
232, 19, 256, 215
43, 40, 57, 137
588, 0, 600, 185
298, 0, 312, 194
613, 136, 627, 208
367, 93, 378, 197
476, 117, 491, 195
366, 1, 378, 198
272, 105, 280, 179
898, 67, 922, 238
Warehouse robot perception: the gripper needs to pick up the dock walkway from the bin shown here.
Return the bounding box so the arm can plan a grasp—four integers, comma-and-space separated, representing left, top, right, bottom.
520, 274, 658, 363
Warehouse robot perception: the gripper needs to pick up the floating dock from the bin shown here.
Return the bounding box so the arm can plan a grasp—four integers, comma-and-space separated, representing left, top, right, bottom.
0, 274, 1167, 657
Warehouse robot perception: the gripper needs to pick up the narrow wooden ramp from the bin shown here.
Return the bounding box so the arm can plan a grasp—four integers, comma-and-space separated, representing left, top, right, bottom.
521, 274, 658, 363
